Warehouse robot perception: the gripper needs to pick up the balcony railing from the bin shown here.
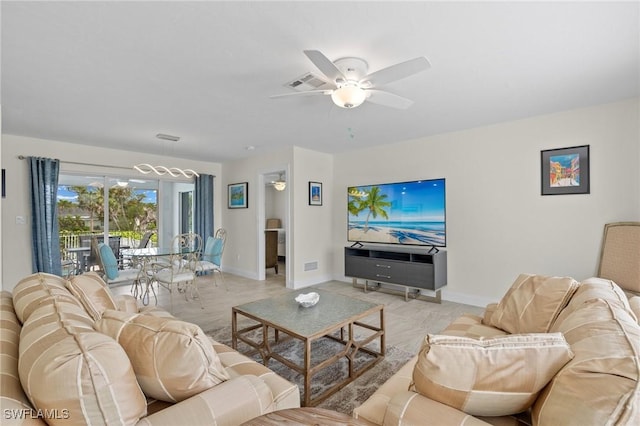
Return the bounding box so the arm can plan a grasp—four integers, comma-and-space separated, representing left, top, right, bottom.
60, 231, 156, 260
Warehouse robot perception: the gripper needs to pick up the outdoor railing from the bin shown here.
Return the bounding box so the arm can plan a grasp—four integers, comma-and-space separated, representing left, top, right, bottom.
60, 231, 156, 260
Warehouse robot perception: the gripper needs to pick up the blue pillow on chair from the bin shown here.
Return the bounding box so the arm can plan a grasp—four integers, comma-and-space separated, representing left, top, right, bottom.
98, 243, 119, 280
203, 237, 223, 266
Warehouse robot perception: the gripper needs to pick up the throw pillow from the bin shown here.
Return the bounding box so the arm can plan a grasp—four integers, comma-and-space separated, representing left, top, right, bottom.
98, 243, 119, 280
95, 309, 230, 402
12, 272, 83, 323
66, 272, 118, 320
489, 273, 579, 333
412, 333, 574, 417
19, 301, 147, 425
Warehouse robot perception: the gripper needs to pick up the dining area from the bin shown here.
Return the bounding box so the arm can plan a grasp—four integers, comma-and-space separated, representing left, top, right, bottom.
62, 230, 227, 312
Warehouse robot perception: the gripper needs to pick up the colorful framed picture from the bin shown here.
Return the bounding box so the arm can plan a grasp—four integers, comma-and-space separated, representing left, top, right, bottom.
309, 181, 322, 206
541, 145, 590, 195
228, 182, 248, 208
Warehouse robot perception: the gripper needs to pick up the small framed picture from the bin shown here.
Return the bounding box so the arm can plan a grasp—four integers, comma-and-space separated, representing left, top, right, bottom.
309, 181, 322, 206
228, 182, 248, 208
541, 145, 590, 195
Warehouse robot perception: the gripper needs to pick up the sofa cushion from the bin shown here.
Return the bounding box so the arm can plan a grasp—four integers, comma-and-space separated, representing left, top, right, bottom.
535, 298, 640, 425
19, 300, 147, 425
556, 277, 636, 321
0, 291, 43, 424
412, 333, 574, 417
630, 296, 640, 324
210, 339, 301, 411
441, 313, 508, 339
489, 274, 579, 333
95, 309, 229, 402
65, 272, 118, 320
12, 273, 84, 323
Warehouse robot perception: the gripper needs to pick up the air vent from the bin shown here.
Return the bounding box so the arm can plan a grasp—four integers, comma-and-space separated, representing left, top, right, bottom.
304, 261, 319, 271
285, 72, 329, 92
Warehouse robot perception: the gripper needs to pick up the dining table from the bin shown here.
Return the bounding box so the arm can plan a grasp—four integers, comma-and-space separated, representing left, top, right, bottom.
120, 246, 198, 306
67, 246, 92, 274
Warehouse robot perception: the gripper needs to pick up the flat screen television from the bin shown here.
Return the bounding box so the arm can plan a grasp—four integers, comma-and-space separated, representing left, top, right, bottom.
347, 178, 446, 248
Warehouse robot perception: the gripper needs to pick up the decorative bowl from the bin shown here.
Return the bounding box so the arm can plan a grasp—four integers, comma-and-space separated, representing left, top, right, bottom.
295, 292, 320, 308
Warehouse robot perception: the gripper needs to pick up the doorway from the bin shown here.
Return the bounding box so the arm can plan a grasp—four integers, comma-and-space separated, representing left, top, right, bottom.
258, 168, 290, 286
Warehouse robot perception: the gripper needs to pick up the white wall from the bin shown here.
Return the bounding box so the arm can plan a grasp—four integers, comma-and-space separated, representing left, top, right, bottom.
221, 148, 293, 283
290, 147, 334, 288
266, 185, 287, 228
220, 146, 334, 289
1, 134, 222, 290
332, 98, 640, 306
3, 99, 638, 301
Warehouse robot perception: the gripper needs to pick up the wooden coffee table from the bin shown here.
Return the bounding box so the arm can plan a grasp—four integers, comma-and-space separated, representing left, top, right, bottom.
232, 289, 385, 406
241, 407, 370, 425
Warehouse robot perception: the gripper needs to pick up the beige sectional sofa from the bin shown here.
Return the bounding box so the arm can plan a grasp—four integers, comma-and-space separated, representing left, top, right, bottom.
1, 272, 300, 425
354, 274, 640, 425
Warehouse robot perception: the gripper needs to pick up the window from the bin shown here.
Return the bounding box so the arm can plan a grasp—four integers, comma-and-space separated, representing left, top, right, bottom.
58, 174, 159, 269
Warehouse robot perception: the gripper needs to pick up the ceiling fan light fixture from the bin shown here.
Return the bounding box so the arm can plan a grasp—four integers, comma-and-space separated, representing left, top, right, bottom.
273, 172, 287, 191
331, 84, 367, 108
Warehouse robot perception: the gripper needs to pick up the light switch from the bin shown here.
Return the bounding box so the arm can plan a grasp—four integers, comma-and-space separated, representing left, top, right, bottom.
15, 216, 26, 225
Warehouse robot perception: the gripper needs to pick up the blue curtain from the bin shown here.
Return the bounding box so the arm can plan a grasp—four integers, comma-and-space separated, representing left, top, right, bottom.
28, 157, 62, 275
194, 174, 214, 241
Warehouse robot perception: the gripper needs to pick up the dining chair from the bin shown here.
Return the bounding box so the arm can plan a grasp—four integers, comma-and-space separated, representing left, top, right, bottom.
138, 230, 155, 249
80, 234, 100, 271
96, 242, 144, 294
60, 246, 80, 278
156, 233, 203, 268
108, 236, 122, 269
122, 230, 155, 269
193, 229, 227, 291
151, 251, 198, 312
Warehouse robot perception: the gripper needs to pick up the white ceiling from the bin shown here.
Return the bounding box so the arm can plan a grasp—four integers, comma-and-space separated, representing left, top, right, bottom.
2, 1, 638, 163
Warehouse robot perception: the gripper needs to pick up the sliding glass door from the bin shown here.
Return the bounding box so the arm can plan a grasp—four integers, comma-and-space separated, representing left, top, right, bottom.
57, 174, 160, 271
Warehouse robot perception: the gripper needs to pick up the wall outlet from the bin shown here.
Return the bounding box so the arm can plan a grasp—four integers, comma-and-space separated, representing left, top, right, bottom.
15, 216, 26, 225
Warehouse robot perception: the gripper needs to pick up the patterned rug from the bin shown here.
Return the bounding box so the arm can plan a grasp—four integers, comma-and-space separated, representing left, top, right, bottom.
206, 325, 414, 415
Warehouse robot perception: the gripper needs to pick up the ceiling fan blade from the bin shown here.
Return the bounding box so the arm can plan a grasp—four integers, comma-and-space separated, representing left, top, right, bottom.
270, 89, 332, 99
361, 57, 431, 87
365, 89, 414, 109
303, 50, 346, 82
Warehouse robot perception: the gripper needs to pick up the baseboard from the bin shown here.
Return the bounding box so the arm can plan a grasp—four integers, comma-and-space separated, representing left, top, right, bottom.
222, 266, 260, 281
440, 289, 495, 308
292, 273, 334, 290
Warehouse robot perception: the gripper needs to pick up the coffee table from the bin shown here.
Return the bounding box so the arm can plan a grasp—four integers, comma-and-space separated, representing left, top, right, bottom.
232, 289, 385, 406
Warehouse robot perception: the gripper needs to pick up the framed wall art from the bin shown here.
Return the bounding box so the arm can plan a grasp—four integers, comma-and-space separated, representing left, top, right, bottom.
309, 181, 322, 206
541, 145, 590, 195
228, 182, 248, 208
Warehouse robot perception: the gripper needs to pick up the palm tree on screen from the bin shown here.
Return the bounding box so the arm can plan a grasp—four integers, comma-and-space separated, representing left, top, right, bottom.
362, 186, 391, 232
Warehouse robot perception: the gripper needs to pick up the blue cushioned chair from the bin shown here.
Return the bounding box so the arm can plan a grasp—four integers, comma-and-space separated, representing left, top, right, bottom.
193, 229, 227, 291
96, 242, 143, 294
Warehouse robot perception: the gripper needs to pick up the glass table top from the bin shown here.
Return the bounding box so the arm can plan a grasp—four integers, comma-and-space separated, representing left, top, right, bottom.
120, 247, 195, 257
233, 288, 382, 337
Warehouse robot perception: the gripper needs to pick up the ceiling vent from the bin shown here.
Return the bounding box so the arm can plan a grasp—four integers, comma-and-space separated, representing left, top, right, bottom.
284, 72, 329, 92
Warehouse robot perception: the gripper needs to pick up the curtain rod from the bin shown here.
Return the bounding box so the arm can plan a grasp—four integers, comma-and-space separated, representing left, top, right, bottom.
17, 155, 206, 179
17, 155, 132, 171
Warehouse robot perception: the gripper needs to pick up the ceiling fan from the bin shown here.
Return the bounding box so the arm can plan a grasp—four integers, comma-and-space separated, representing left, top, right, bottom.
268, 173, 286, 191
271, 50, 431, 109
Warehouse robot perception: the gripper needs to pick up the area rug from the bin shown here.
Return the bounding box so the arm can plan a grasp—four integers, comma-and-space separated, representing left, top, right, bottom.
206, 326, 414, 415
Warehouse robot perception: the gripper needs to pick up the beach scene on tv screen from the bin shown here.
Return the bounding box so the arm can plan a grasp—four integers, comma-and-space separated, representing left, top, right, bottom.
348, 179, 446, 246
